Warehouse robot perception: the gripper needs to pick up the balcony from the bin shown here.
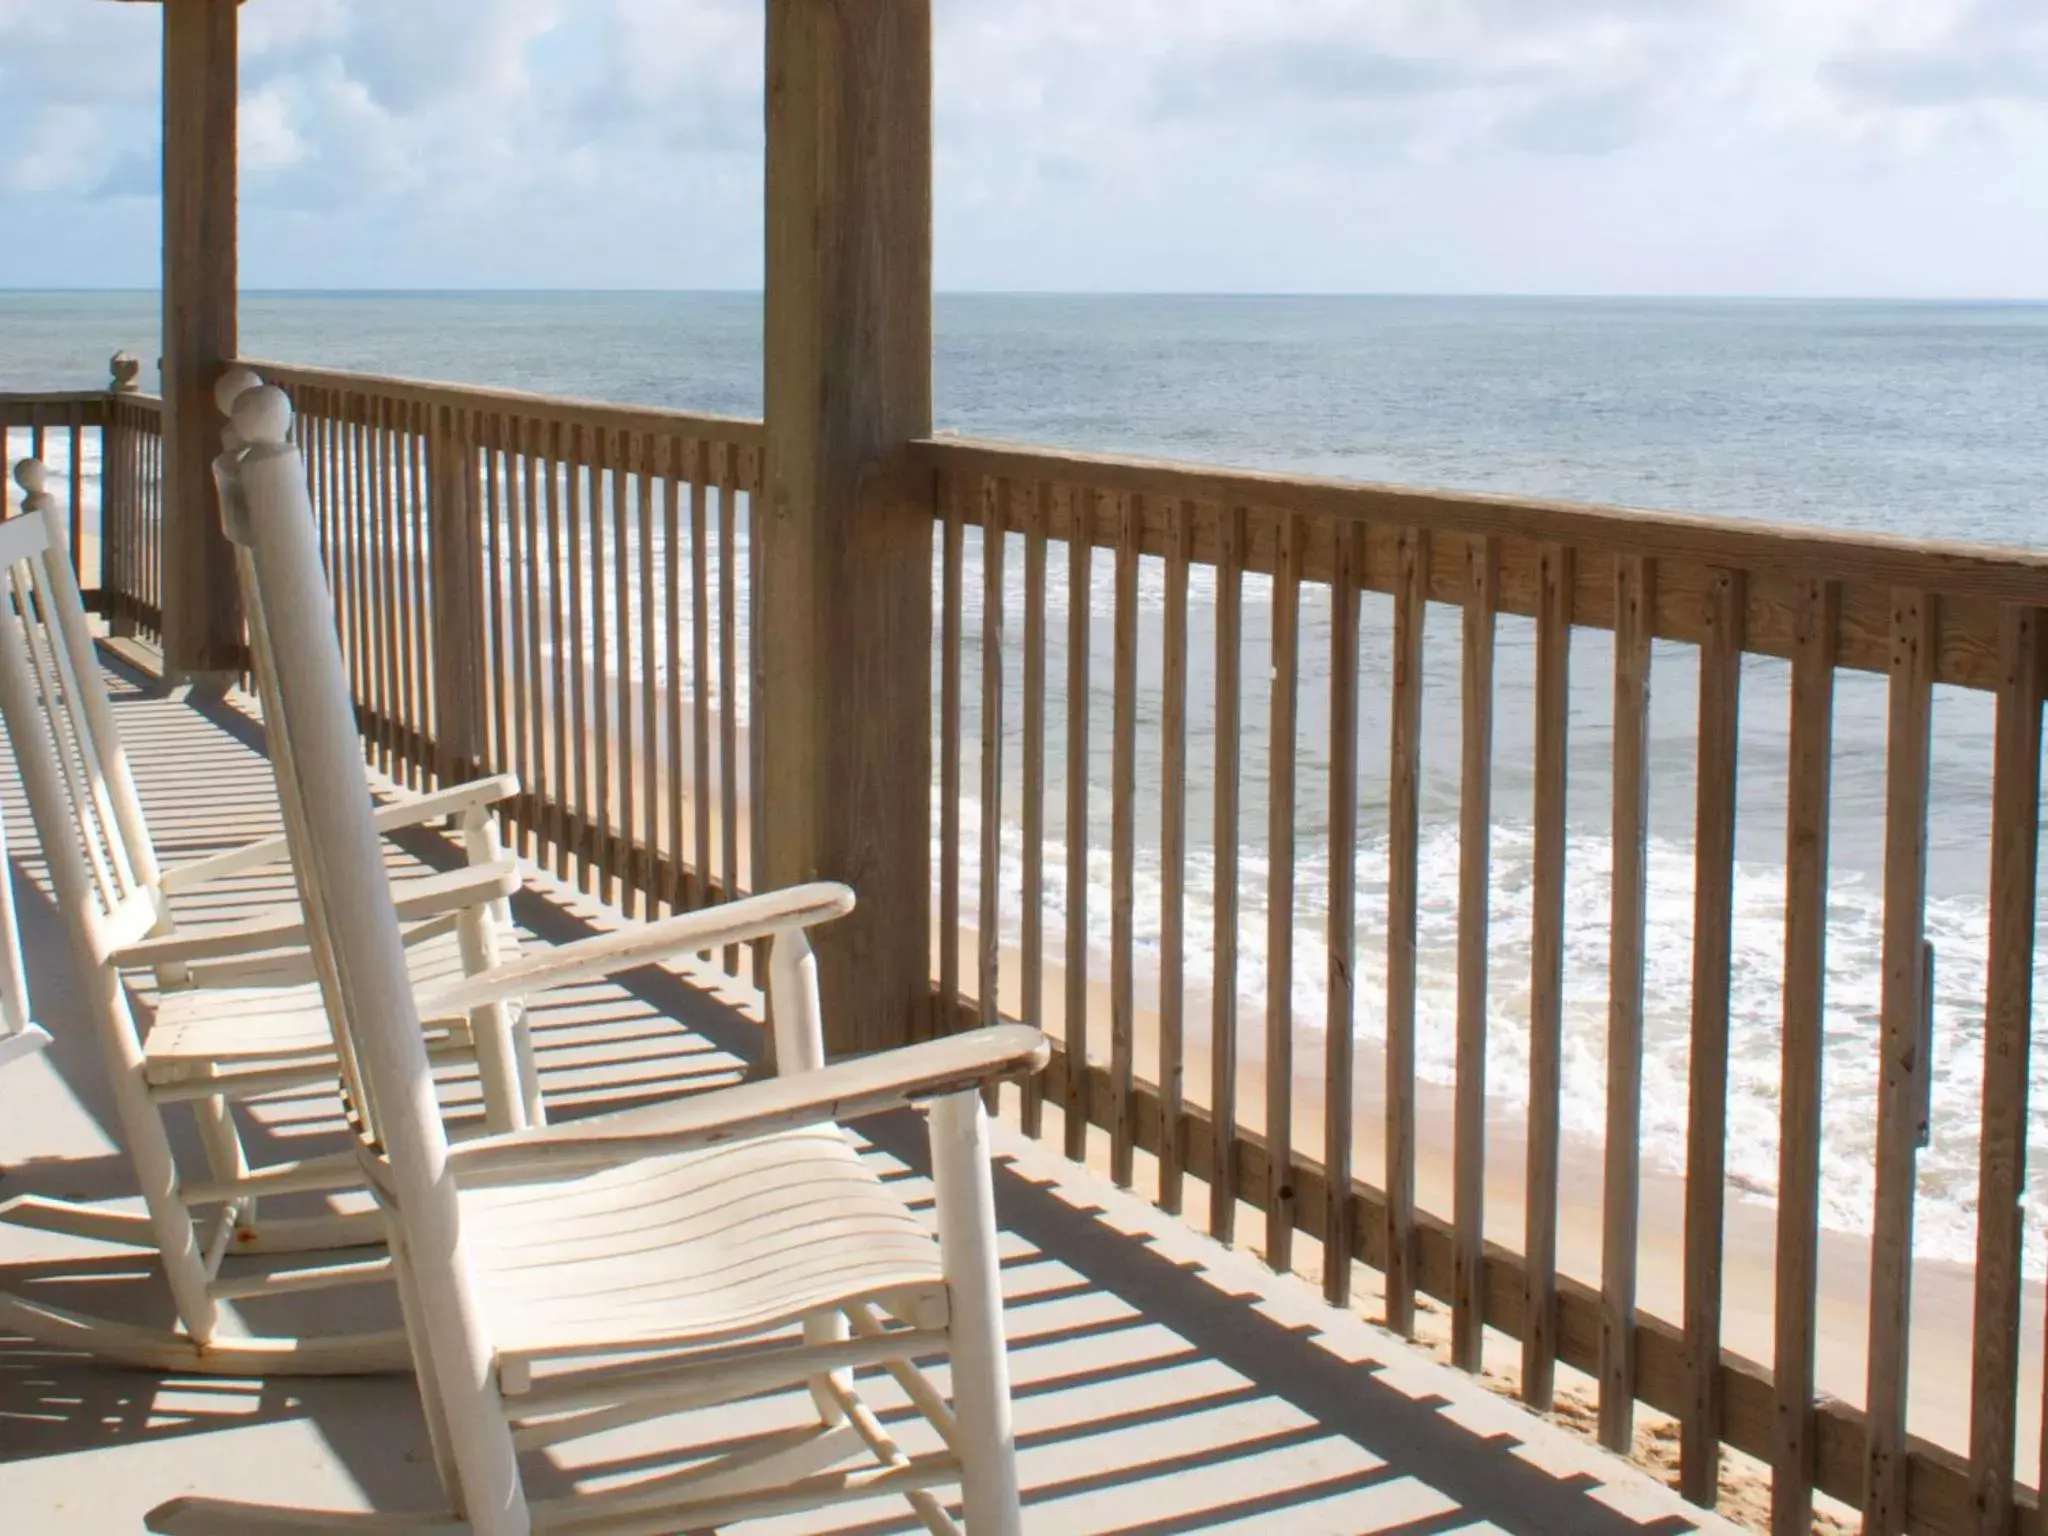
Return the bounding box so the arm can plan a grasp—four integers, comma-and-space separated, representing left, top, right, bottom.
0, 645, 1734, 1533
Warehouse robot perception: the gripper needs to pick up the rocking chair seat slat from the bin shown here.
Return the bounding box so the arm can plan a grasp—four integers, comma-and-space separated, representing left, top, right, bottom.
465, 1125, 945, 1361
143, 929, 478, 1083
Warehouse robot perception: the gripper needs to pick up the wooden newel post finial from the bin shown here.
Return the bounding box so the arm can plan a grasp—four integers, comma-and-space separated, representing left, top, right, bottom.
12, 459, 48, 508
110, 352, 143, 393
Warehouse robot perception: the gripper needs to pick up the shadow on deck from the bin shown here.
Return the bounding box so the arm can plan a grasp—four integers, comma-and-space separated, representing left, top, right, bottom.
0, 655, 1738, 1534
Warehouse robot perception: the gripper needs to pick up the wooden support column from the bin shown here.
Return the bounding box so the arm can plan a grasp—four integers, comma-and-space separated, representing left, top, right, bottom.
161, 0, 244, 679
761, 0, 934, 1058
429, 405, 485, 784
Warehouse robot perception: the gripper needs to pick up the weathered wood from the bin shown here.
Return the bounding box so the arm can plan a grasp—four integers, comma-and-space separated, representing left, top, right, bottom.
161, 0, 244, 676
487, 421, 513, 806
590, 448, 613, 903
938, 476, 964, 1036
717, 444, 741, 971
1266, 512, 1302, 1275
1972, 608, 2043, 1532
1773, 576, 1838, 1536
245, 359, 762, 448
1864, 588, 1937, 1536
1524, 541, 1573, 1410
1019, 485, 1049, 1137
428, 407, 486, 787
1110, 493, 1140, 1187
978, 479, 1006, 1038
912, 435, 2048, 614
611, 439, 634, 912
691, 440, 713, 911
1385, 526, 1427, 1334
546, 423, 571, 878
663, 437, 684, 908
1600, 554, 1654, 1450
1064, 494, 1094, 1160
1158, 498, 1192, 1215
1683, 566, 1746, 1506
639, 435, 661, 910
1324, 520, 1361, 1307
1211, 504, 1246, 1247
760, 0, 934, 1057
1452, 533, 1498, 1373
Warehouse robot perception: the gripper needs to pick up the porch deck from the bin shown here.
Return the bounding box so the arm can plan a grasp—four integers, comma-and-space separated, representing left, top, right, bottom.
0, 651, 1737, 1535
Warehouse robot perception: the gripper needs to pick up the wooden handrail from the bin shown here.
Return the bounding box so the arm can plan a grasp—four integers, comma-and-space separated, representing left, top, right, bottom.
914, 433, 2044, 691
239, 360, 762, 446
912, 433, 2048, 607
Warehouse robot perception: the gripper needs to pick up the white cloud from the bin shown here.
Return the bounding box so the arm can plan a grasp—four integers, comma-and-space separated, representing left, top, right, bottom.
0, 0, 2044, 293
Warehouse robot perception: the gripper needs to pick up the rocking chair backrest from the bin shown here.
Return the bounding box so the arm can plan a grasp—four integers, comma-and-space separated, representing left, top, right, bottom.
219, 386, 520, 1514
0, 485, 163, 968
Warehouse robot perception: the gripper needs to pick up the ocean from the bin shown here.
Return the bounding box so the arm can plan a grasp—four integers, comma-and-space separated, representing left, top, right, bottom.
6, 290, 2048, 1275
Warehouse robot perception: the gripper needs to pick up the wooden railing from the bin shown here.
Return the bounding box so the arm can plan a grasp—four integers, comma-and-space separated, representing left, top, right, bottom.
921, 435, 2048, 1536
1, 386, 160, 627
248, 363, 767, 959
54, 359, 2048, 1532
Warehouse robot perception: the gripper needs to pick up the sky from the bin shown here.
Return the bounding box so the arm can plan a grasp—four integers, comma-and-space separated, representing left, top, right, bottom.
0, 0, 2044, 297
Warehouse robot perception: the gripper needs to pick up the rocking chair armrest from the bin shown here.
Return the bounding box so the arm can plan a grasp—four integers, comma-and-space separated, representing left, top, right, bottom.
411, 881, 857, 1018
157, 774, 522, 893
449, 1024, 1049, 1179
114, 861, 521, 969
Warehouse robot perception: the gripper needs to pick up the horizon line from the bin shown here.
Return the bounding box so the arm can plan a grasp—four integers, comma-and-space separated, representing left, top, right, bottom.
4, 286, 2048, 305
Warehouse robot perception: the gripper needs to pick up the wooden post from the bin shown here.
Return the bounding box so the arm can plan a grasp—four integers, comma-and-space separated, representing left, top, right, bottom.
760, 0, 934, 1058
429, 406, 485, 785
160, 0, 244, 681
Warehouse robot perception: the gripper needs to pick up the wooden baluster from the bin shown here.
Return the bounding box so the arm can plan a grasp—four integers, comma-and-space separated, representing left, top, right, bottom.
611, 435, 634, 913
640, 434, 660, 913
1863, 587, 1937, 1535
748, 447, 768, 970
398, 403, 424, 785
381, 398, 404, 778
939, 473, 965, 1036
1972, 609, 2047, 1532
1682, 566, 1746, 1504
1064, 489, 1094, 1160
1210, 503, 1246, 1245
1773, 576, 1838, 1534
566, 427, 590, 889
66, 404, 82, 578
1158, 497, 1192, 1213
718, 441, 740, 964
407, 403, 436, 786
1267, 510, 1302, 1275
661, 438, 684, 910
546, 423, 570, 878
1020, 484, 1049, 1138
507, 418, 535, 855
349, 400, 371, 753
1386, 525, 1428, 1333
1524, 540, 1573, 1410
1452, 533, 1499, 1371
979, 476, 1007, 1044
591, 439, 614, 902
691, 439, 712, 913
1323, 519, 1362, 1306
1600, 553, 1655, 1450
1109, 492, 1140, 1187
486, 418, 511, 799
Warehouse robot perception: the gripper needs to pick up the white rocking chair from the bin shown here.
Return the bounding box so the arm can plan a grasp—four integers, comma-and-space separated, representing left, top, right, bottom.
0, 460, 532, 1375
149, 387, 1042, 1533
